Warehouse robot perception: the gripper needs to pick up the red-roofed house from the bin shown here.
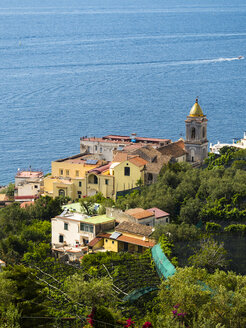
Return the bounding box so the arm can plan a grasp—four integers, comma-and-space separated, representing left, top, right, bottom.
125, 207, 170, 226
147, 207, 170, 224
106, 206, 170, 227
125, 208, 155, 226
89, 221, 155, 254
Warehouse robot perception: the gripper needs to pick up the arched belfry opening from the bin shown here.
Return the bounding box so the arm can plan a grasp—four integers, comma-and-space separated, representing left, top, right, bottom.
191, 127, 196, 139
202, 126, 206, 139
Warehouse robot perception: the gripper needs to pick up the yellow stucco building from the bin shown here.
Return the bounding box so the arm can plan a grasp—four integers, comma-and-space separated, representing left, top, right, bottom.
85, 154, 147, 200
43, 154, 106, 199
44, 152, 148, 201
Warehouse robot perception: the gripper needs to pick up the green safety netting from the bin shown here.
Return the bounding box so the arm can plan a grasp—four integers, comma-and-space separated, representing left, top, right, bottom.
196, 219, 203, 229
151, 244, 176, 279
123, 286, 159, 303
124, 244, 176, 302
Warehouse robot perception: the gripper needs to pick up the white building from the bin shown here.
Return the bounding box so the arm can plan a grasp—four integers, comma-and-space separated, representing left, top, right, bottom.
51, 211, 115, 261
14, 170, 43, 202
210, 131, 246, 154
80, 134, 171, 161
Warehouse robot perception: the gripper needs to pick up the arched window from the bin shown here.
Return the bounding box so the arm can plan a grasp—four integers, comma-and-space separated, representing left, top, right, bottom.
202, 127, 206, 138
191, 149, 195, 162
147, 173, 153, 181
59, 189, 65, 197
88, 174, 98, 184
191, 127, 196, 139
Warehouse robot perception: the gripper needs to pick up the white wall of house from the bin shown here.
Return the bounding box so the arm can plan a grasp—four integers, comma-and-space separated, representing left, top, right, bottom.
156, 217, 169, 224
138, 216, 169, 226
52, 217, 82, 247
17, 182, 41, 197
176, 155, 187, 163
52, 214, 98, 247
138, 216, 155, 226
80, 140, 123, 161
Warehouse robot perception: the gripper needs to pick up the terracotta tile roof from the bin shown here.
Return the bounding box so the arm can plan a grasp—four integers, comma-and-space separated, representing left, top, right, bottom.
131, 145, 160, 161
20, 201, 34, 208
176, 139, 186, 149
88, 237, 103, 247
148, 207, 170, 218
128, 156, 148, 167
117, 235, 155, 247
122, 145, 171, 173
123, 144, 146, 152
112, 152, 129, 162
157, 140, 187, 158
112, 152, 147, 167
125, 208, 144, 215
99, 233, 155, 248
132, 210, 154, 220
116, 221, 154, 237
125, 208, 154, 220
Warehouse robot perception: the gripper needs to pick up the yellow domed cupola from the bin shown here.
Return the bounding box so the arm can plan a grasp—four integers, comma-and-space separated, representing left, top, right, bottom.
189, 98, 204, 117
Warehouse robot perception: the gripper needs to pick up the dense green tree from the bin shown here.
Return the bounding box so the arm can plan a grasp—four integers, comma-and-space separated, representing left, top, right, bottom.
91, 306, 116, 328
0, 235, 28, 264
111, 157, 246, 224
64, 273, 115, 307
153, 223, 200, 243
1, 265, 51, 328
25, 196, 62, 221
0, 303, 21, 328
149, 267, 246, 328
0, 220, 51, 264
179, 198, 202, 224
188, 238, 229, 273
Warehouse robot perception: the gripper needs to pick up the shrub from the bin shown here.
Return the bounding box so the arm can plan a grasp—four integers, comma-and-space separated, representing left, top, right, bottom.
93, 306, 115, 328
205, 222, 222, 232
224, 224, 246, 233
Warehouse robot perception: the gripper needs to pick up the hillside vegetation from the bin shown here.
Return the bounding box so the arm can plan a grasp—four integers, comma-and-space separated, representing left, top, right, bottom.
0, 147, 246, 327
116, 148, 246, 225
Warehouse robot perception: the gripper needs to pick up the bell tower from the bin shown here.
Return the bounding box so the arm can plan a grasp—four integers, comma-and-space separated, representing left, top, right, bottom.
184, 98, 208, 163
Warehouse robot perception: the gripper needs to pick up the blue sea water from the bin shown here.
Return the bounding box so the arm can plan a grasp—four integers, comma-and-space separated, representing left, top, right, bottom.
0, 0, 246, 184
